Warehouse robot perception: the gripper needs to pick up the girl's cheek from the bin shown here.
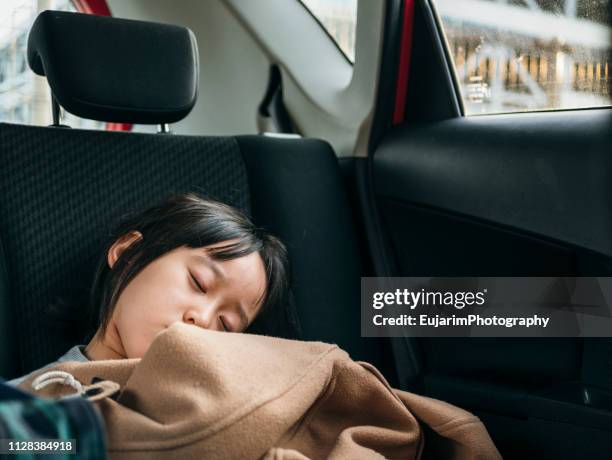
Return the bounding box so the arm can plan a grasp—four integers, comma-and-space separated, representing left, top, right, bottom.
122, 332, 151, 359
115, 311, 150, 358
124, 316, 179, 358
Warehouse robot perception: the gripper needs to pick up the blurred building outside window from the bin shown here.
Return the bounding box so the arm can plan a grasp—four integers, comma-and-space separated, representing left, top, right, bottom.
435, 0, 611, 115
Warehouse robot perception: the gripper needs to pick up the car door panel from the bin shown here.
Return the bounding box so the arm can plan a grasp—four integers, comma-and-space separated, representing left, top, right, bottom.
372, 107, 612, 458
375, 110, 612, 258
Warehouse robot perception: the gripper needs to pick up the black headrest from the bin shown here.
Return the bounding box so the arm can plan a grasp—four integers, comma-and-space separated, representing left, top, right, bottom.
27, 11, 199, 124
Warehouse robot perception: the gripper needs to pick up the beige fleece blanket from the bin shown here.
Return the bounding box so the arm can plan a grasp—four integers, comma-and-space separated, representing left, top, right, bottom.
19, 322, 501, 459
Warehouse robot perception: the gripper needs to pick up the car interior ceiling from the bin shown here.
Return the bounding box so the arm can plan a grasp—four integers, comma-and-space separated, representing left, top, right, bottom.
0, 1, 611, 459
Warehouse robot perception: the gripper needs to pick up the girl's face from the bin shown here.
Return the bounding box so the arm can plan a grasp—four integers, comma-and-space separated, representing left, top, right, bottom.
102, 233, 267, 359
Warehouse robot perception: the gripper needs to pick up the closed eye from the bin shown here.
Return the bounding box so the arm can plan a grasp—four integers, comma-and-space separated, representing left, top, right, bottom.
190, 272, 206, 294
219, 316, 231, 332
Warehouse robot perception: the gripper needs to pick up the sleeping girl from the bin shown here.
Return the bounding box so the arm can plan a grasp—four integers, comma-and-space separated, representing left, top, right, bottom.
9, 192, 299, 385
5, 193, 502, 460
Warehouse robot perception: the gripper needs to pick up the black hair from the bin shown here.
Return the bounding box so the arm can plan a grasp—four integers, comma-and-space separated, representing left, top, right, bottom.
82, 192, 300, 342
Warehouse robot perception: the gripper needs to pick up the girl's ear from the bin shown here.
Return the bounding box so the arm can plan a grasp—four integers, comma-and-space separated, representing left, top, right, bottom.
107, 231, 143, 269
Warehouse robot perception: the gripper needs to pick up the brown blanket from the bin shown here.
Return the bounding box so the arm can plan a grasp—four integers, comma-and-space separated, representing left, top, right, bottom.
19, 323, 501, 459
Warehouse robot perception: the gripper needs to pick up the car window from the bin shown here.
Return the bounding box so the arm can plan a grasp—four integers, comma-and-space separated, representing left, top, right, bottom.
0, 0, 104, 129
300, 0, 357, 62
434, 0, 611, 115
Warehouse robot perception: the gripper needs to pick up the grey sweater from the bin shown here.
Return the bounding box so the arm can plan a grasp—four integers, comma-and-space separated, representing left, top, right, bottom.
8, 345, 89, 387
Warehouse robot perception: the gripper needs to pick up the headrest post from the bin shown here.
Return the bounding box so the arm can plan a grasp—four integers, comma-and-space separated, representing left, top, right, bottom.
51, 91, 62, 127
158, 123, 171, 134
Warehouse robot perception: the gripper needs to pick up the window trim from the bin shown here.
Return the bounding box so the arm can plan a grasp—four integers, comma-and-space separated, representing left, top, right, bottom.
296, 0, 355, 65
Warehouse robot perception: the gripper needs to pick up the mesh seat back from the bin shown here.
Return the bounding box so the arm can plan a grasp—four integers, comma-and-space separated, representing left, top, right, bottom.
0, 123, 249, 375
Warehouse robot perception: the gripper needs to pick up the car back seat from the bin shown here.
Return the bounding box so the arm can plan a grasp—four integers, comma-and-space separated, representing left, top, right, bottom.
0, 11, 390, 379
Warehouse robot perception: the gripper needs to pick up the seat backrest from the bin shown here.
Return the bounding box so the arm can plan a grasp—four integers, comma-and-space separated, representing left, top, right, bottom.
0, 11, 387, 378
0, 125, 249, 374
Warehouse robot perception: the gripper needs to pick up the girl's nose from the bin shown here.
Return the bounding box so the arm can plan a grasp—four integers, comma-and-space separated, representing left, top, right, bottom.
182, 307, 213, 329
